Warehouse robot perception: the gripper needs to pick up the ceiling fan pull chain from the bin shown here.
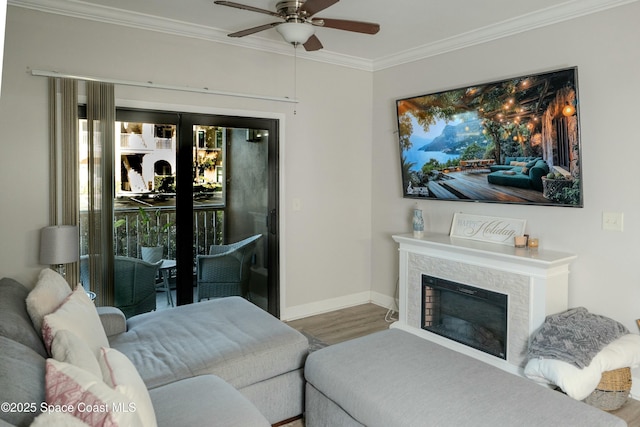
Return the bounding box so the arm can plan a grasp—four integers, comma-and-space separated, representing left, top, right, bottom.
293, 46, 298, 115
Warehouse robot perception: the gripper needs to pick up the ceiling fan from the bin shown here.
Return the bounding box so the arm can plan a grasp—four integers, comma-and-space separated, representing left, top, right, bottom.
213, 0, 380, 51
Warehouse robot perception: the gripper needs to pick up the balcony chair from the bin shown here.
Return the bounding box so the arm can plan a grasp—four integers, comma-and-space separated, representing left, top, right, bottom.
196, 234, 262, 301
113, 256, 162, 317
80, 255, 161, 318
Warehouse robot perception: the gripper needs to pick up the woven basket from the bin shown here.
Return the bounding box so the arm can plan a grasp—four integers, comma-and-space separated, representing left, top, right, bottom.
583, 367, 631, 411
541, 177, 573, 200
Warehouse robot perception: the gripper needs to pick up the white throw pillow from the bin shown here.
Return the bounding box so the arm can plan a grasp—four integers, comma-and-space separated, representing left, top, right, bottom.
99, 347, 157, 427
42, 285, 109, 358
51, 329, 102, 379
26, 268, 72, 333
45, 359, 143, 427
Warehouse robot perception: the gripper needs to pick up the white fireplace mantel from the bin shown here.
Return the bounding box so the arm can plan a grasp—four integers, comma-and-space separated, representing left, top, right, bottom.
392, 233, 577, 373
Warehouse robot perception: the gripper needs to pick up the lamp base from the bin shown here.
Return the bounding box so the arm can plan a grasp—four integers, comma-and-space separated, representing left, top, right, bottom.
53, 264, 66, 277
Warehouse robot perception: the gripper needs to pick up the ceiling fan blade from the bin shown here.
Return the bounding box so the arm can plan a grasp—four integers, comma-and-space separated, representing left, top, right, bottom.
228, 22, 281, 38
213, 1, 282, 18
315, 18, 380, 34
303, 34, 323, 51
299, 0, 339, 17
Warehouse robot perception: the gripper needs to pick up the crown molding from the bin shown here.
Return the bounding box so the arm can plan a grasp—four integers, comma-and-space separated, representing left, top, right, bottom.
8, 0, 639, 72
372, 0, 640, 71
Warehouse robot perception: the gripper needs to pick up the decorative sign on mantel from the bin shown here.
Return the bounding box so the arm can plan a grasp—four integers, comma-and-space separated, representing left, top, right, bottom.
449, 213, 526, 246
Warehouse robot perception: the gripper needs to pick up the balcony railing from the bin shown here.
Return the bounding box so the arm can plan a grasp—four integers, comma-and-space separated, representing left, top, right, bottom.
155, 137, 173, 150
120, 133, 150, 150
79, 206, 224, 260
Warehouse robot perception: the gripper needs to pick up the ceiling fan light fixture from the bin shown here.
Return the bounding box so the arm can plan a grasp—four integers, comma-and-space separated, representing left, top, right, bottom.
276, 22, 315, 45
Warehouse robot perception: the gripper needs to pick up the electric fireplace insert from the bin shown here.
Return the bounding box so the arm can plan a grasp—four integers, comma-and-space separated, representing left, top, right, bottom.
422, 275, 508, 359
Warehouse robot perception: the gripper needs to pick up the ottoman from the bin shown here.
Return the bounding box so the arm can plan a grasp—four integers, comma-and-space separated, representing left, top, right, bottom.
304, 329, 626, 427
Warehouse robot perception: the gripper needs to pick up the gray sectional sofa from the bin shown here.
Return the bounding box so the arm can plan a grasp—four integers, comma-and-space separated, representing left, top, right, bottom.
305, 329, 627, 427
0, 276, 309, 426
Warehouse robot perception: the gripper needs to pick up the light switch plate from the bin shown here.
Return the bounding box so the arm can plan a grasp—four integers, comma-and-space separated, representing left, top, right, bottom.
602, 212, 623, 231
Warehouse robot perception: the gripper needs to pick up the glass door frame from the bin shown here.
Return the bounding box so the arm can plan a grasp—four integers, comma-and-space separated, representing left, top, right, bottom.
177, 113, 280, 316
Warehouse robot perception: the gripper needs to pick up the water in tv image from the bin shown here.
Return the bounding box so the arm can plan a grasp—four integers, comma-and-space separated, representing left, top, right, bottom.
396, 67, 582, 207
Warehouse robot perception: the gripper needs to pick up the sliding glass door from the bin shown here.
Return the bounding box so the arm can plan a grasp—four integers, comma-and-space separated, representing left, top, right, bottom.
80, 108, 280, 316
178, 114, 279, 315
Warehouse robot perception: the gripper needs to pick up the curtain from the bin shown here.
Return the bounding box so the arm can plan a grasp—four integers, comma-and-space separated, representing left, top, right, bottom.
86, 81, 116, 306
48, 78, 79, 287
48, 79, 115, 304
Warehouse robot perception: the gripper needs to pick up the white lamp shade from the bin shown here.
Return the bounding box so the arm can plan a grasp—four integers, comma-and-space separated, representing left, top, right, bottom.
39, 225, 79, 265
276, 22, 315, 45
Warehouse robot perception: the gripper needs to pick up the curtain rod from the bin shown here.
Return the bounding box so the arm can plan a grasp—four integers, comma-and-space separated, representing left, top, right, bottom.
30, 69, 297, 104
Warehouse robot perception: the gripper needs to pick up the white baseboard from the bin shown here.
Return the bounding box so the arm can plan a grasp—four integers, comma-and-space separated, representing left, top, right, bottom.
281, 291, 394, 321
370, 291, 397, 312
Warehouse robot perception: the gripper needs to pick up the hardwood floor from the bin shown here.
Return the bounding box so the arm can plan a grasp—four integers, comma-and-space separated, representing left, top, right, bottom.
286, 303, 640, 427
286, 303, 393, 345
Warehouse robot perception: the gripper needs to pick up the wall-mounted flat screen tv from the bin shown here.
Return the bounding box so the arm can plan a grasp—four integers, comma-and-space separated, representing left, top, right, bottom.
396, 67, 582, 207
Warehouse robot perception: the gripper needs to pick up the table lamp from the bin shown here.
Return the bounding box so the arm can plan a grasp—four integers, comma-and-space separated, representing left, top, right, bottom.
39, 225, 79, 276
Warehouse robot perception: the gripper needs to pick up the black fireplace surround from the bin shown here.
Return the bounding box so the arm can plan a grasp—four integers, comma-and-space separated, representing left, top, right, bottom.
421, 275, 508, 359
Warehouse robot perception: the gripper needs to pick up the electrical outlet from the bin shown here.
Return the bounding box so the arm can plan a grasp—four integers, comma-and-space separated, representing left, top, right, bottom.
602, 212, 623, 232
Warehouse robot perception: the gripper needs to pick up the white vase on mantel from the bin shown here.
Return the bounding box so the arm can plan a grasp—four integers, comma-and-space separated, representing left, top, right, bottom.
412, 208, 424, 238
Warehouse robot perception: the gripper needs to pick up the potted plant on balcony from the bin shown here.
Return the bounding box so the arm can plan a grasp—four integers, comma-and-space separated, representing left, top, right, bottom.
138, 207, 173, 263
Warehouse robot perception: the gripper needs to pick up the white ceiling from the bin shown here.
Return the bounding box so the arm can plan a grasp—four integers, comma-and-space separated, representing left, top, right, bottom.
9, 0, 639, 70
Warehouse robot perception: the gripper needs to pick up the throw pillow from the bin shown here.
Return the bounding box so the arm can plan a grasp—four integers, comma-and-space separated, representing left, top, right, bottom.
521, 166, 530, 175
31, 412, 91, 426
45, 358, 143, 427
525, 158, 539, 168
51, 329, 102, 379
26, 268, 72, 333
99, 347, 157, 427
42, 285, 109, 358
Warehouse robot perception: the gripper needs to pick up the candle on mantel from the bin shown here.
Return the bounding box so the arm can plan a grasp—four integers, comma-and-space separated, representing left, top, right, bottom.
514, 236, 527, 248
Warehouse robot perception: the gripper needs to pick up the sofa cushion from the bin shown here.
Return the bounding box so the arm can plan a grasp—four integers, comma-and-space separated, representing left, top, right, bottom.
487, 170, 532, 189
149, 375, 270, 427
42, 285, 110, 358
109, 296, 309, 390
51, 329, 102, 378
45, 358, 143, 427
0, 336, 46, 426
530, 160, 550, 191
31, 412, 90, 426
0, 277, 48, 357
96, 306, 127, 337
99, 347, 157, 427
26, 268, 72, 333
